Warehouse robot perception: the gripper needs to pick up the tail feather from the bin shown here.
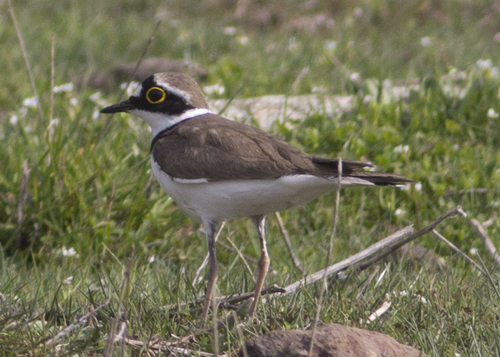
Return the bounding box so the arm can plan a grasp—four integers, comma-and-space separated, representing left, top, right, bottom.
312, 156, 413, 186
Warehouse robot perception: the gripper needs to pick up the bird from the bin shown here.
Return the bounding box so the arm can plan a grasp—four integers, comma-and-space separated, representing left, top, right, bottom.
100, 72, 413, 326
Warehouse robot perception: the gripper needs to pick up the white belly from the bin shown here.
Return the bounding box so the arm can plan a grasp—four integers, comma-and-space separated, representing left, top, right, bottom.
150, 157, 373, 223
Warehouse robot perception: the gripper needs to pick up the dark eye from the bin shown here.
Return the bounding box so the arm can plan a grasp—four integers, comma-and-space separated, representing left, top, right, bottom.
145, 87, 166, 104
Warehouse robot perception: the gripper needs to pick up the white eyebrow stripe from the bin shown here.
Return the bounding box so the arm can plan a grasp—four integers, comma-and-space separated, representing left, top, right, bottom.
153, 75, 192, 103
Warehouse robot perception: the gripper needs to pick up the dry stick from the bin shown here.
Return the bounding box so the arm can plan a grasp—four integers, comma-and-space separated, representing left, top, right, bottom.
356, 206, 466, 272
283, 225, 414, 295
469, 219, 500, 264
96, 20, 163, 146
115, 333, 225, 357
431, 229, 487, 275
7, 0, 44, 127
275, 212, 304, 273
41, 298, 111, 348
308, 159, 343, 357
284, 206, 467, 294
217, 285, 286, 307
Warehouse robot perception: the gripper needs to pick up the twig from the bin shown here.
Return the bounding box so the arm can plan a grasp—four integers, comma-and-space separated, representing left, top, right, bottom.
365, 301, 392, 324
282, 206, 466, 295
7, 0, 44, 127
112, 321, 128, 343
275, 212, 304, 273
356, 206, 467, 271
115, 334, 225, 357
42, 299, 110, 347
431, 229, 486, 275
283, 225, 414, 294
217, 285, 286, 306
469, 219, 500, 264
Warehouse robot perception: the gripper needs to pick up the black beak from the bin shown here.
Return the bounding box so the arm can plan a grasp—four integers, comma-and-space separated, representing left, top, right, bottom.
100, 99, 135, 114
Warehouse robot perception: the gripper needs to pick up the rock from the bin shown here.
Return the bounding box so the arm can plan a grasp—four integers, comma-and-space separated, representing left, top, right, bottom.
238, 324, 421, 357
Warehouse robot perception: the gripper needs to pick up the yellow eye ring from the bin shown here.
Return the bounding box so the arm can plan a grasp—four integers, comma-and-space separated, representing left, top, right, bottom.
145, 87, 166, 104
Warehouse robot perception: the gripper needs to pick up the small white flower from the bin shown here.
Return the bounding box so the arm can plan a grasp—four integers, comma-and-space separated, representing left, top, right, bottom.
53, 83, 74, 93
415, 182, 422, 191
203, 83, 225, 96
63, 276, 73, 285
311, 86, 326, 93
70, 98, 78, 107
122, 82, 140, 96
237, 36, 249, 45
349, 72, 360, 81
353, 7, 363, 17
90, 92, 101, 101
22, 97, 38, 108
169, 19, 180, 27
394, 145, 409, 153
420, 37, 431, 47
470, 248, 478, 255
10, 115, 18, 125
487, 108, 499, 118
324, 40, 337, 51
62, 247, 77, 257
148, 255, 156, 263
395, 208, 403, 216
476, 59, 492, 69
223, 27, 236, 35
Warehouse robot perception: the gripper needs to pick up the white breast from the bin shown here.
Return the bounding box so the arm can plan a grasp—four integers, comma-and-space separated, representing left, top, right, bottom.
150, 156, 374, 224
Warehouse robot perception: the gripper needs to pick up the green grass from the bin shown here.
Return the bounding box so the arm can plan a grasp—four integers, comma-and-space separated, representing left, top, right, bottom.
1, 0, 500, 355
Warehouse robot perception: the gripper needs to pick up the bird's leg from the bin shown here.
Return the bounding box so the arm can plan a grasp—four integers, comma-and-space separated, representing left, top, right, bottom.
248, 215, 269, 318
199, 220, 219, 327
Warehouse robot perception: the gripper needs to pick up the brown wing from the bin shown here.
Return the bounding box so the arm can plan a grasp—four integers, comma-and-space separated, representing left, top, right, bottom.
151, 114, 316, 180
152, 114, 413, 185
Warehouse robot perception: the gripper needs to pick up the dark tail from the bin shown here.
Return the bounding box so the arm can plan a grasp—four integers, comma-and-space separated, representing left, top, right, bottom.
312, 156, 414, 186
